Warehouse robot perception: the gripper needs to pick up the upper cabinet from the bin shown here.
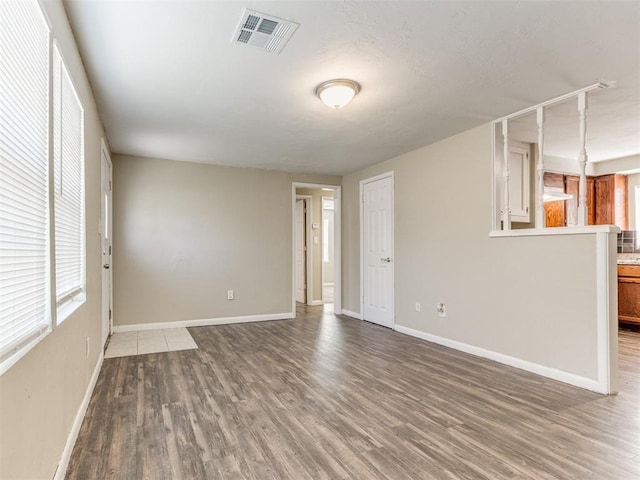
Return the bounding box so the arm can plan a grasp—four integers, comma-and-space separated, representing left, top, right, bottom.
594, 174, 628, 229
544, 173, 627, 229
565, 175, 595, 226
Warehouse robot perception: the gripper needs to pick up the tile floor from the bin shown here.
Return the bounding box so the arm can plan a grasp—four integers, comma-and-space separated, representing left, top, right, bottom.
322, 283, 334, 303
104, 327, 198, 358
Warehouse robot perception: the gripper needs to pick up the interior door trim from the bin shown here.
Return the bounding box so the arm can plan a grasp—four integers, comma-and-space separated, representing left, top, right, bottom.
359, 171, 395, 327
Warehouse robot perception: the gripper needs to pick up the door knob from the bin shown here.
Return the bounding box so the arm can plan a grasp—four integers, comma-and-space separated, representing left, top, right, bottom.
103, 264, 110, 269
380, 257, 391, 263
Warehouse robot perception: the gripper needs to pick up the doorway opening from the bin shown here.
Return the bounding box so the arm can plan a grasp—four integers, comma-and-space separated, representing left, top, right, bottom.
292, 183, 341, 316
322, 196, 335, 304
294, 195, 311, 305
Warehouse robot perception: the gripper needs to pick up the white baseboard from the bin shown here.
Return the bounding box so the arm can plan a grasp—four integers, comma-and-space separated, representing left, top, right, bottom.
113, 312, 295, 333
54, 350, 104, 480
309, 300, 323, 306
394, 325, 601, 393
341, 309, 363, 320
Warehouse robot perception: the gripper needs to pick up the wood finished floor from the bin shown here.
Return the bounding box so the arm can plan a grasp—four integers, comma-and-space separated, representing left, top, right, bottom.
67, 306, 640, 479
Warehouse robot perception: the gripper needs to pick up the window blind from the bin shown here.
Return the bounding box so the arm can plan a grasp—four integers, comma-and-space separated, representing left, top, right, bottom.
53, 47, 84, 314
0, 0, 51, 366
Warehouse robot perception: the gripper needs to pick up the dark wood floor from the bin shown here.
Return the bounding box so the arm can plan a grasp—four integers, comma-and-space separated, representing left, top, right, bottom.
67, 306, 640, 479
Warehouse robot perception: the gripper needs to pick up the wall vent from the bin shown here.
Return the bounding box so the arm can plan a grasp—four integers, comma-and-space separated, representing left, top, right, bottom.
232, 9, 299, 54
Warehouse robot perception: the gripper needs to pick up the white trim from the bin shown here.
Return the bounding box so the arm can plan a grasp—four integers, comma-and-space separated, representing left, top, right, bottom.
596, 232, 618, 394
54, 351, 104, 480
291, 183, 342, 315
489, 225, 620, 238
112, 312, 295, 332
394, 325, 602, 393
309, 300, 323, 306
333, 187, 342, 313
100, 138, 113, 349
341, 309, 363, 320
360, 172, 395, 328
321, 195, 335, 303
295, 195, 313, 305
494, 83, 608, 123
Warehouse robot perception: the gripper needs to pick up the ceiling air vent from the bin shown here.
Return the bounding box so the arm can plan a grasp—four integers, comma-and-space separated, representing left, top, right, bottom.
232, 9, 299, 54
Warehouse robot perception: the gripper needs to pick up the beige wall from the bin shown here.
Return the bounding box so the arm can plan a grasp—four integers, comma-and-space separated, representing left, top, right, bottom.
343, 124, 601, 380
112, 155, 339, 326
296, 188, 334, 303
0, 1, 106, 478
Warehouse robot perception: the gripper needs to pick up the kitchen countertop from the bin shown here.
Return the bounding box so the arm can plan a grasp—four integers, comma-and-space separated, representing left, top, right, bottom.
618, 254, 640, 265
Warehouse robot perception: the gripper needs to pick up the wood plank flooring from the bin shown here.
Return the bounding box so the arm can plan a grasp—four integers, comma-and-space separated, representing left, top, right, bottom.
66, 306, 640, 479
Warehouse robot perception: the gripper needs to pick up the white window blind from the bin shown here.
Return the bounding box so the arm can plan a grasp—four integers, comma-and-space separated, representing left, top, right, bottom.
53, 46, 84, 315
0, 0, 51, 368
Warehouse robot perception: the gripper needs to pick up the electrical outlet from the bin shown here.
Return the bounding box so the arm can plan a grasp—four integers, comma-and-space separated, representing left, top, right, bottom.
227, 290, 234, 300
415, 301, 421, 312
85, 337, 90, 358
436, 303, 446, 317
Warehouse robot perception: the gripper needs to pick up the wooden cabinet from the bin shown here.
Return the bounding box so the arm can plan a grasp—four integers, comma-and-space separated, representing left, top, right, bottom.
594, 174, 628, 229
618, 265, 640, 325
565, 175, 594, 226
544, 173, 565, 227
544, 173, 626, 228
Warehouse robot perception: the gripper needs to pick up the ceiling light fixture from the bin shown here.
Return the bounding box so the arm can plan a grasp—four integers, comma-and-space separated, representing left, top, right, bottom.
315, 79, 361, 109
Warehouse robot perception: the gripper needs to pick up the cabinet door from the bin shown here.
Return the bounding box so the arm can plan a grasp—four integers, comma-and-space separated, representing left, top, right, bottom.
564, 175, 595, 226
565, 175, 579, 226
545, 201, 565, 227
594, 175, 614, 225
587, 177, 595, 225
509, 145, 530, 222
618, 278, 640, 324
544, 172, 565, 227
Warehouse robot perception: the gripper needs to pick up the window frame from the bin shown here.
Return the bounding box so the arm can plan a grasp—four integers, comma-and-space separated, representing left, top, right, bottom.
0, 1, 87, 375
52, 42, 86, 324
0, 0, 53, 375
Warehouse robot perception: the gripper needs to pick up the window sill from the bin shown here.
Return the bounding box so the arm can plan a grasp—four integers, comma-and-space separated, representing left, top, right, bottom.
57, 294, 86, 325
0, 328, 51, 377
489, 225, 620, 238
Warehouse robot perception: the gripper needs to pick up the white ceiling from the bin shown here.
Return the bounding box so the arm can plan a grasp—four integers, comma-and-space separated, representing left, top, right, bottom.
63, 0, 640, 175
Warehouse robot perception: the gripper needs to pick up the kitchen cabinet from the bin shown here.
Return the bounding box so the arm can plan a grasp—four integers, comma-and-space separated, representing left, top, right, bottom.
618, 265, 640, 325
544, 173, 626, 228
565, 175, 595, 226
544, 173, 565, 227
594, 174, 628, 229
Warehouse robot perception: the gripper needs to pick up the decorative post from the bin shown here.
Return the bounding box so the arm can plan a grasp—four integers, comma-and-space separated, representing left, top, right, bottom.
502, 119, 511, 230
536, 107, 545, 228
577, 92, 588, 226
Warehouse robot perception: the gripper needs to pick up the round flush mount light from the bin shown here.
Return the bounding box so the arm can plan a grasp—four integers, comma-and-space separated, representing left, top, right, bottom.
315, 79, 361, 109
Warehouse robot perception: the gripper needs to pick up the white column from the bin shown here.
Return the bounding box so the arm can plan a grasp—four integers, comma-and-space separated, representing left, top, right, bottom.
502, 119, 511, 230
577, 92, 588, 226
535, 107, 545, 228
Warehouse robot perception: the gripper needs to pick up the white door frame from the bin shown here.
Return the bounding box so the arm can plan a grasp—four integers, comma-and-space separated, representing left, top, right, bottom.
321, 195, 335, 303
295, 195, 313, 305
360, 171, 395, 327
100, 138, 113, 348
292, 183, 342, 316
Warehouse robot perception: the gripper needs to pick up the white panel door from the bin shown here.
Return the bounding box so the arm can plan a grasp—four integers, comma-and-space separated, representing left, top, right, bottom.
362, 175, 394, 328
295, 199, 306, 304
100, 143, 113, 348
